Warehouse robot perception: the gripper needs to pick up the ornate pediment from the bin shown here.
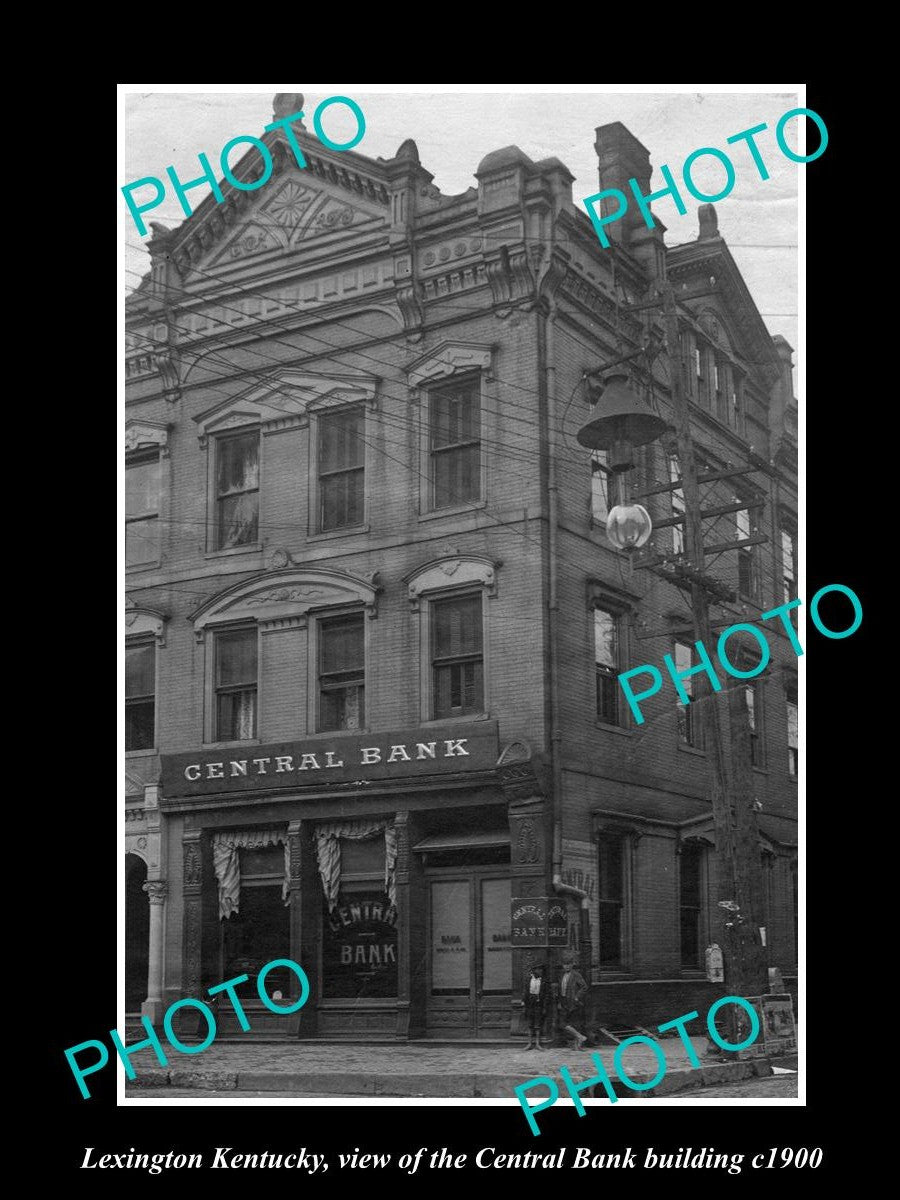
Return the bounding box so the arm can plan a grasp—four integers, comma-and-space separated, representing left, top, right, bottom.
184, 167, 388, 274
125, 419, 169, 456
125, 599, 168, 646
193, 370, 378, 444
192, 567, 382, 639
406, 341, 494, 388
404, 555, 500, 609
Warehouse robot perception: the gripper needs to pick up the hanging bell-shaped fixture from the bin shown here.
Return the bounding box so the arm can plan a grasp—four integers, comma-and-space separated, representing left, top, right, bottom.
576, 370, 671, 472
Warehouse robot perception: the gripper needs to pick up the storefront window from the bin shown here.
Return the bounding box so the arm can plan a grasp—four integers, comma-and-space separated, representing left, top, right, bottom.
321, 835, 397, 999
222, 886, 291, 995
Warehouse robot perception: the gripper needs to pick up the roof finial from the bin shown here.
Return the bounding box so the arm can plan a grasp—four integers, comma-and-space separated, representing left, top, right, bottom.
272, 93, 305, 122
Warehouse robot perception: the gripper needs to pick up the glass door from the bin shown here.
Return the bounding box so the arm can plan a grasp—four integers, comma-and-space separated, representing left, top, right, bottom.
426, 871, 511, 1037
477, 876, 512, 1034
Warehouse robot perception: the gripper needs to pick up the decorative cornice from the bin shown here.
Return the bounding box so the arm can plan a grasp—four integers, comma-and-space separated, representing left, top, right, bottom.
404, 555, 499, 610
125, 420, 170, 457
192, 567, 382, 640
125, 599, 168, 647
406, 341, 494, 388
194, 370, 378, 445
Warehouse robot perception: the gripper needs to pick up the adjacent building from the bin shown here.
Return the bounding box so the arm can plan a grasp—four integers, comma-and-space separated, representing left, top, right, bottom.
124, 96, 798, 1040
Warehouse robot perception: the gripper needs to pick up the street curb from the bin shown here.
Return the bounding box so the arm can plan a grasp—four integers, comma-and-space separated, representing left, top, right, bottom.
125, 1059, 771, 1097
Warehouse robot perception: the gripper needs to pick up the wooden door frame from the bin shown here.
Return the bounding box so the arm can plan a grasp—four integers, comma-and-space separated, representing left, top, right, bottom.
424, 863, 511, 1036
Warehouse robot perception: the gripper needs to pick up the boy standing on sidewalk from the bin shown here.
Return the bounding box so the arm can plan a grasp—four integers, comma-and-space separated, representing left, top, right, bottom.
558, 955, 588, 1050
522, 963, 551, 1050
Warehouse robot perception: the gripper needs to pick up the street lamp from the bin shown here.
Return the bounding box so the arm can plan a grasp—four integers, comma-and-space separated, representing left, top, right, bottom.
576, 369, 670, 552
605, 502, 653, 551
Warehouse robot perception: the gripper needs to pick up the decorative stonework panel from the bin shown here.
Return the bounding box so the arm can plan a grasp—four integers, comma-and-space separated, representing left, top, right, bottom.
194, 370, 377, 445
125, 420, 169, 456
193, 567, 381, 640
405, 556, 499, 609
406, 341, 493, 387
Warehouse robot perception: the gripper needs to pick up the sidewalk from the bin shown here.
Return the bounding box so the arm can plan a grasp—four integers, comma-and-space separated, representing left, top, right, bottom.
124, 1036, 775, 1098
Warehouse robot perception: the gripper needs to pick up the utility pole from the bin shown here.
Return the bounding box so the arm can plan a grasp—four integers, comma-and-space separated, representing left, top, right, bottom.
578, 271, 771, 1022
655, 284, 768, 1006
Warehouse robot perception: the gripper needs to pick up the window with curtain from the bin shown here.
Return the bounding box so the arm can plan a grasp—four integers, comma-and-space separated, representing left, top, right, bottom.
679, 842, 704, 967
215, 627, 258, 741
781, 528, 797, 603
319, 613, 365, 732
598, 836, 625, 967
731, 370, 744, 433
322, 836, 397, 999
216, 431, 259, 550
126, 639, 155, 751
786, 678, 798, 777
695, 343, 707, 406
429, 378, 481, 509
714, 360, 728, 423
126, 450, 161, 566
318, 407, 364, 531
431, 593, 483, 719
675, 640, 702, 748
745, 678, 764, 768
222, 845, 290, 996
594, 606, 621, 725
736, 506, 760, 601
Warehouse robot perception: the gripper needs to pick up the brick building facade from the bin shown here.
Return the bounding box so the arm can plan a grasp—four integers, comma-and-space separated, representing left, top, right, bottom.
124, 95, 798, 1039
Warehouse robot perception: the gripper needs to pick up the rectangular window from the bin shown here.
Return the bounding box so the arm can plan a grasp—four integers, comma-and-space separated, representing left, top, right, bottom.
431, 593, 484, 719
594, 607, 621, 725
430, 379, 481, 509
598, 837, 625, 967
591, 449, 612, 522
745, 680, 764, 768
679, 842, 704, 968
215, 627, 257, 741
323, 836, 397, 1000
669, 455, 685, 555
782, 528, 797, 603
695, 344, 707, 405
731, 373, 743, 432
715, 361, 728, 423
216, 431, 259, 550
223, 846, 291, 997
125, 640, 155, 751
786, 679, 798, 777
318, 613, 365, 732
126, 451, 161, 566
318, 407, 364, 531
736, 507, 759, 600
675, 640, 702, 748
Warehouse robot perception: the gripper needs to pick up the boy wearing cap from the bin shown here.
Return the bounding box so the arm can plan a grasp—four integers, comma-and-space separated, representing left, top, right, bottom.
522, 962, 551, 1050
558, 955, 588, 1050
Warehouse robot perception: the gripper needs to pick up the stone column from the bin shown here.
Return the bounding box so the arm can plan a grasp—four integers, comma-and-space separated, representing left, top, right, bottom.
286, 821, 315, 1037
393, 811, 411, 1039
508, 795, 551, 1037
499, 743, 552, 1039
141, 880, 168, 1024
179, 831, 204, 1037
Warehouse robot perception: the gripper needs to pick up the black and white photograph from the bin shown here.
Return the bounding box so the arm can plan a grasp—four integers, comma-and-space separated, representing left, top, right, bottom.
103, 81, 859, 1176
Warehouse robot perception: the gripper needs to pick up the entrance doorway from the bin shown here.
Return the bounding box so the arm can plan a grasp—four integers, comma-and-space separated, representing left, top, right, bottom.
426, 869, 511, 1037
125, 854, 149, 1011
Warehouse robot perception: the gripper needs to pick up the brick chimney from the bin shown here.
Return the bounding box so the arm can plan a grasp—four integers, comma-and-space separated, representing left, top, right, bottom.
594, 122, 653, 246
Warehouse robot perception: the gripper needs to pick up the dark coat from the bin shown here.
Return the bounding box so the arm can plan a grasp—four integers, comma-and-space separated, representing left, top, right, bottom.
558, 968, 588, 1018
522, 975, 552, 1020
